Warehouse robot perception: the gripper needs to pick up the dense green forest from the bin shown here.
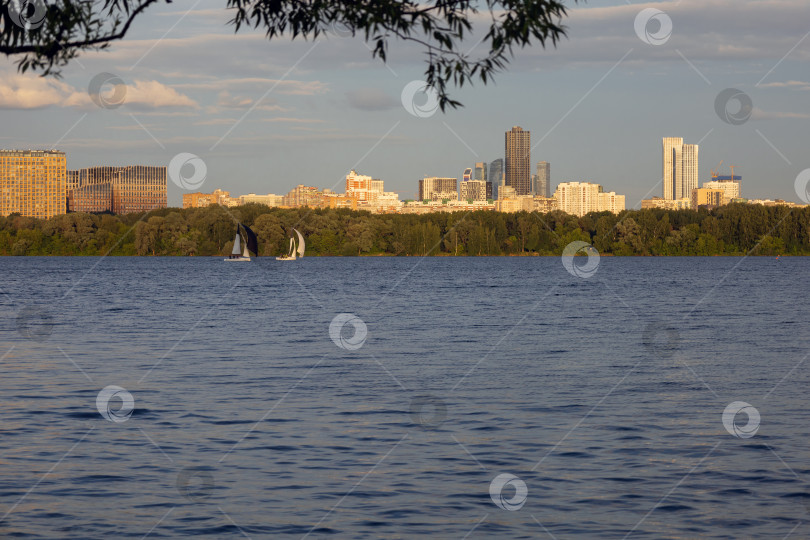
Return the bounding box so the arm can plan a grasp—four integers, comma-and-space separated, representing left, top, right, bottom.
1, 203, 808, 256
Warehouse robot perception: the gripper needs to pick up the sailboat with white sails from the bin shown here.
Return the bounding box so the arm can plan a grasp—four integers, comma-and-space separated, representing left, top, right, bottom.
225, 223, 259, 262
276, 228, 305, 261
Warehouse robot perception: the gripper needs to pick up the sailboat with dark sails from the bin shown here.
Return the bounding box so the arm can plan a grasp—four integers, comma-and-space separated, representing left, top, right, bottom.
225, 223, 258, 262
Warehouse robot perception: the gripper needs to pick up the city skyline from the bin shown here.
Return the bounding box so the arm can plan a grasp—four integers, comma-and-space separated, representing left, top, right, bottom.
0, 1, 807, 207
5, 128, 804, 220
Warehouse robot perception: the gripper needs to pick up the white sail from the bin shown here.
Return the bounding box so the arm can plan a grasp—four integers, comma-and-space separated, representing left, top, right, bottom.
242, 244, 249, 258
232, 233, 241, 255
288, 237, 296, 258
294, 228, 305, 257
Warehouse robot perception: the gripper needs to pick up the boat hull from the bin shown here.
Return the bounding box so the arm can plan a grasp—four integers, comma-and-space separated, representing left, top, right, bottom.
224, 257, 251, 262
275, 256, 296, 261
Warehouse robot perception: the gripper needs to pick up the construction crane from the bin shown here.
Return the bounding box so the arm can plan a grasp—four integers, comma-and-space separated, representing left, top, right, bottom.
710, 160, 724, 180
729, 165, 738, 181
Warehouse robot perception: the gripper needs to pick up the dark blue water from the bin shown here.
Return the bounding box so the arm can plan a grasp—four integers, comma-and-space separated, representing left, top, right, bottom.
1, 256, 809, 539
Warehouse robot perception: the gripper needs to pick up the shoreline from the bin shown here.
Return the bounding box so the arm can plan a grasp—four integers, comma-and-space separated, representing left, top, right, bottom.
0, 253, 796, 258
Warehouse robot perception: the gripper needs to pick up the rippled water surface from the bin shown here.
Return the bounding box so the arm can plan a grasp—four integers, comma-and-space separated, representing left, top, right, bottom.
1, 256, 810, 539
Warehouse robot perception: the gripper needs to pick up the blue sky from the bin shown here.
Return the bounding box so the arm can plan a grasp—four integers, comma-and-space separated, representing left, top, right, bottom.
1, 0, 809, 206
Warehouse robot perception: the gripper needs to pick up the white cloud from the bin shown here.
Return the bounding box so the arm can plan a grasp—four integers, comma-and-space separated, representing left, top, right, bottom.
123, 80, 198, 109
193, 118, 238, 126
0, 74, 74, 109
758, 80, 810, 90
176, 77, 329, 96
216, 90, 254, 108
0, 70, 197, 110
261, 117, 325, 123
751, 107, 810, 120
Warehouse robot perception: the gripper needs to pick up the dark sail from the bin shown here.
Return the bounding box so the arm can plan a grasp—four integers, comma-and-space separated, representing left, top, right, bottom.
240, 223, 259, 256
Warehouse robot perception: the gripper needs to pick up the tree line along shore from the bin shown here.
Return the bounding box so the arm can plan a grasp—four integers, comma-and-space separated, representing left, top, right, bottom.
0, 203, 808, 257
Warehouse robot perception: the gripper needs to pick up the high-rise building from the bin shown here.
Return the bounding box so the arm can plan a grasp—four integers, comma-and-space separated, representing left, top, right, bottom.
505, 126, 531, 195
463, 168, 472, 182
679, 144, 699, 200
346, 170, 374, 201
68, 165, 167, 214
691, 188, 723, 209
0, 149, 66, 219
283, 185, 321, 207
554, 182, 625, 217
554, 182, 600, 216
69, 182, 113, 213
474, 162, 487, 182
662, 138, 699, 200
662, 137, 682, 200
459, 180, 488, 202
703, 178, 741, 203
707, 175, 742, 201
597, 191, 626, 215
534, 161, 550, 198
418, 177, 457, 201
489, 158, 504, 200
66, 169, 80, 209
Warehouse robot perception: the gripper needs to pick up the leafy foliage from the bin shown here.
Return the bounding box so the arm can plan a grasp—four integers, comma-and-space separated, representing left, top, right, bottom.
0, 0, 576, 108
1, 203, 809, 256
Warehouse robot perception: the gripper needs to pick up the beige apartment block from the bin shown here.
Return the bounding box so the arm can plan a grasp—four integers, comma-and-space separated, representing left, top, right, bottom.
0, 149, 66, 219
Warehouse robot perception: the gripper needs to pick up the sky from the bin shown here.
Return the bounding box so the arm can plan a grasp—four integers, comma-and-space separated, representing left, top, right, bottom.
1, 0, 809, 207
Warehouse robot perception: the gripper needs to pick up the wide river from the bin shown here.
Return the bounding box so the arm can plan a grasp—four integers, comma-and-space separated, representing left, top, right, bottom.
1, 256, 809, 539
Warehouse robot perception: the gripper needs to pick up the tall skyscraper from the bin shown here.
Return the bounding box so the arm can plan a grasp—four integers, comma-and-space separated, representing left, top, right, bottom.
474, 162, 487, 182
662, 137, 682, 200
662, 138, 699, 200
489, 159, 503, 200
679, 144, 699, 199
505, 126, 531, 195
0, 149, 66, 219
534, 161, 550, 198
